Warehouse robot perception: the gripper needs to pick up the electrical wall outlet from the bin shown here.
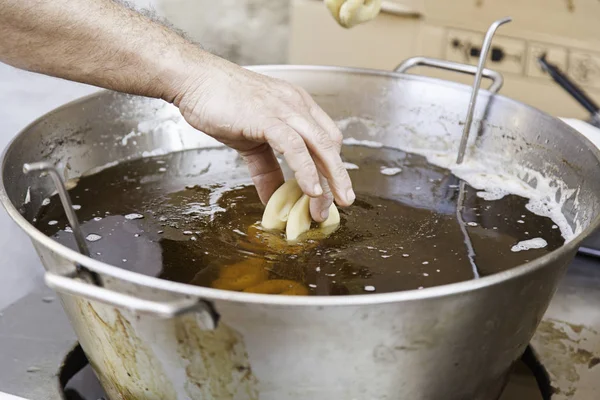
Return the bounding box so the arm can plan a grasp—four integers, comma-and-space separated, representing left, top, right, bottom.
445, 28, 525, 75
445, 28, 483, 65
569, 50, 600, 90
486, 35, 526, 75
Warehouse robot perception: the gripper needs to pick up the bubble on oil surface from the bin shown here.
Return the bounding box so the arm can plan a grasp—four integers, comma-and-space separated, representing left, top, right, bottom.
125, 213, 144, 220
380, 167, 402, 176
476, 189, 507, 201
85, 234, 102, 242
511, 238, 548, 252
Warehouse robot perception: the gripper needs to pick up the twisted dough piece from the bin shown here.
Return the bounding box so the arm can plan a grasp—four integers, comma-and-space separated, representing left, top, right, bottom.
211, 258, 269, 291
211, 258, 309, 295
325, 0, 382, 28
262, 179, 340, 241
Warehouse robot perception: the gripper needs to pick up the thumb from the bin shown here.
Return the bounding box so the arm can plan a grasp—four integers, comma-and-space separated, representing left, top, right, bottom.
239, 144, 284, 205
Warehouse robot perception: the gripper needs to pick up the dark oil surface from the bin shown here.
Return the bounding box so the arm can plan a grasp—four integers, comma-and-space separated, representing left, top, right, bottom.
34, 146, 564, 295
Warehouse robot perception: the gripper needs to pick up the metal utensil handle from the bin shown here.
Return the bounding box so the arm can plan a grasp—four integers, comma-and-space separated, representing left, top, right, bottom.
23, 161, 103, 287
45, 271, 216, 323
538, 54, 600, 115
394, 57, 504, 94
456, 16, 512, 164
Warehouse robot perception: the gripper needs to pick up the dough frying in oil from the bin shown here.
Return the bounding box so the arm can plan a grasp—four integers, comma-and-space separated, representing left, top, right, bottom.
211, 258, 308, 296
325, 0, 382, 28
262, 180, 341, 241
261, 179, 303, 230
210, 180, 341, 295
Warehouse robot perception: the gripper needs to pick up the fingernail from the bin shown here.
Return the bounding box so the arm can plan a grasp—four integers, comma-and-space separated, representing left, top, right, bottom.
314, 184, 323, 196
346, 189, 356, 204
321, 209, 329, 221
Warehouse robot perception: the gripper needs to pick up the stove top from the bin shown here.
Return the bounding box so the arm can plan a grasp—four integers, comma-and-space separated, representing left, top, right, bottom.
2, 254, 600, 400
56, 343, 547, 400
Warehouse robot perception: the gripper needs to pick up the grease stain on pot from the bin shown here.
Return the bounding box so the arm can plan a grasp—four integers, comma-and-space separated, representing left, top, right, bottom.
175, 315, 259, 400
532, 319, 600, 398
373, 344, 398, 364
75, 300, 178, 400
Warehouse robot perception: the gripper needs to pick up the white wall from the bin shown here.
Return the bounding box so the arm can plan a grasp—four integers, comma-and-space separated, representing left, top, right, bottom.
157, 0, 290, 64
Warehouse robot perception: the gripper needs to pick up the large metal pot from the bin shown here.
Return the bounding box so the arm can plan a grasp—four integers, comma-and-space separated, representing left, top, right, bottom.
2, 58, 600, 400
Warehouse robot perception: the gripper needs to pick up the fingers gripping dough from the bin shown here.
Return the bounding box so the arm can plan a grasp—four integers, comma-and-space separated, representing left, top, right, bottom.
262, 180, 341, 241
325, 0, 382, 28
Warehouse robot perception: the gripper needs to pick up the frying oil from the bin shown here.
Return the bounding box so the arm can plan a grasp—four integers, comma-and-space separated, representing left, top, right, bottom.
34, 145, 564, 296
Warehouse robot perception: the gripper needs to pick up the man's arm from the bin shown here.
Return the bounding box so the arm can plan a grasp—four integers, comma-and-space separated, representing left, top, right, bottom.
0, 0, 355, 220
0, 0, 201, 101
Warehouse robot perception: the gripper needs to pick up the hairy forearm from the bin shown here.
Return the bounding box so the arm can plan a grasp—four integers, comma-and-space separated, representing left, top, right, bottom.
0, 0, 356, 210
0, 0, 214, 101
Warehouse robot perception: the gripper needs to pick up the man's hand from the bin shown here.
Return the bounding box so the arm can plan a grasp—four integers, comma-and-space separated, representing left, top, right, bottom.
173, 55, 354, 221
0, 0, 355, 221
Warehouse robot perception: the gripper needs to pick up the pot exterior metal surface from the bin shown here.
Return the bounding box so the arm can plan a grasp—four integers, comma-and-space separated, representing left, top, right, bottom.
3, 63, 600, 400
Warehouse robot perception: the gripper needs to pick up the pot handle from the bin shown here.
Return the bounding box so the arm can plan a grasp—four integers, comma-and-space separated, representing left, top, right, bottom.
45, 271, 218, 326
394, 57, 504, 94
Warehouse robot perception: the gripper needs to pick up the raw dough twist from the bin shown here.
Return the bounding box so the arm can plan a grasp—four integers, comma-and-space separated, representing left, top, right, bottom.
262, 179, 340, 241
325, 0, 382, 28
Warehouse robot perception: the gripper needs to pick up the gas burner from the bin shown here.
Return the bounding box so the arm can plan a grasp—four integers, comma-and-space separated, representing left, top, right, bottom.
56, 344, 548, 400
59, 345, 106, 400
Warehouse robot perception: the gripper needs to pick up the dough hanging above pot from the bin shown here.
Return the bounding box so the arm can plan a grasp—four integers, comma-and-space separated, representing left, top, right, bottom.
325, 0, 382, 28
261, 179, 340, 241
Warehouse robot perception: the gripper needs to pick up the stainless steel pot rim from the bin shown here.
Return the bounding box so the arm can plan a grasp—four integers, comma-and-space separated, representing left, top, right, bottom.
2, 64, 600, 307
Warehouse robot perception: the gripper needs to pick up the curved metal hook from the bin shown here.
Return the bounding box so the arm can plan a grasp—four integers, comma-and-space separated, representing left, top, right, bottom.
23, 161, 102, 286
456, 17, 512, 164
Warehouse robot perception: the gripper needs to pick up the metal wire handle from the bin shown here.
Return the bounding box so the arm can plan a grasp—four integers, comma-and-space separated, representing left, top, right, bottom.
456, 17, 512, 164
394, 57, 504, 94
45, 271, 213, 321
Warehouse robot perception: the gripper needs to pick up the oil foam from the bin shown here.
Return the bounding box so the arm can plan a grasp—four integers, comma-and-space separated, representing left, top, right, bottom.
335, 116, 581, 242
